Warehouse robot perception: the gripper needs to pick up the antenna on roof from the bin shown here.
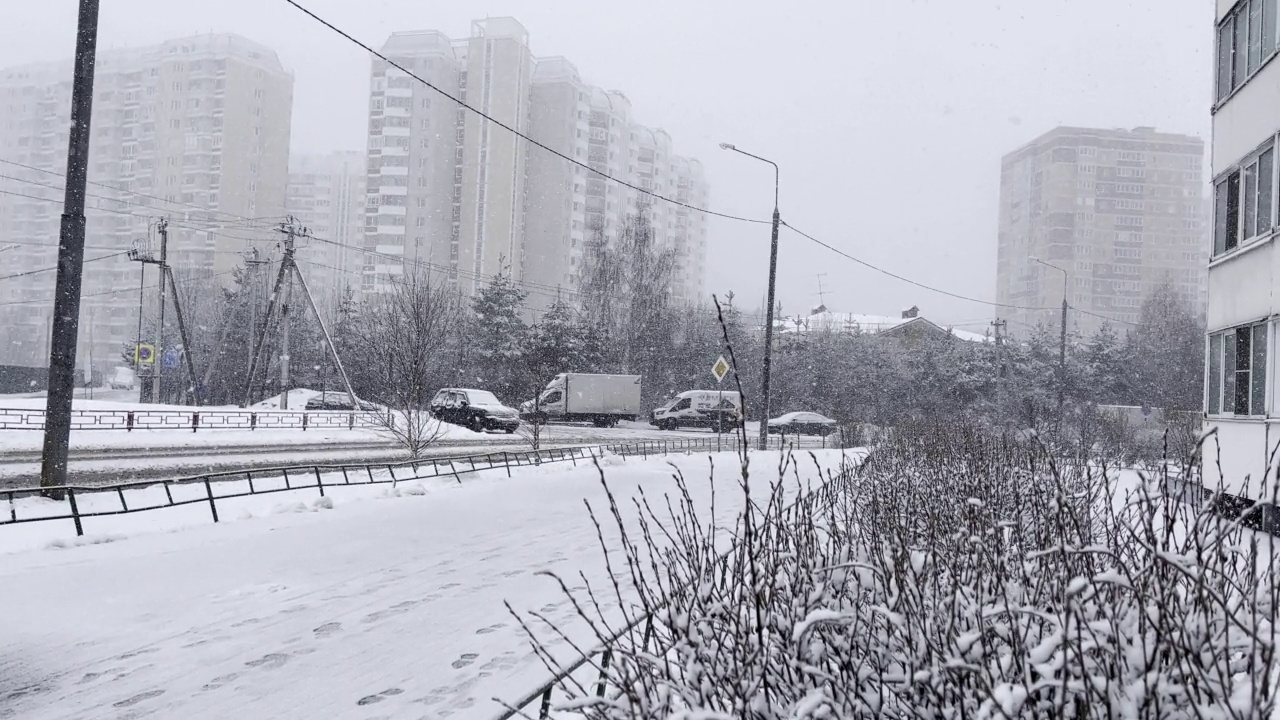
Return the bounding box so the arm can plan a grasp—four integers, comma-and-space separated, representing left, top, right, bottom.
815, 273, 828, 308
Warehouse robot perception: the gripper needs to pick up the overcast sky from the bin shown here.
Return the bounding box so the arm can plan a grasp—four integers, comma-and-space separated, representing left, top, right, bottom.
0, 0, 1212, 331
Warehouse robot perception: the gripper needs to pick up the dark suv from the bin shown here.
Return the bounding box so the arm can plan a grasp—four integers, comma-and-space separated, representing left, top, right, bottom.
429, 388, 521, 433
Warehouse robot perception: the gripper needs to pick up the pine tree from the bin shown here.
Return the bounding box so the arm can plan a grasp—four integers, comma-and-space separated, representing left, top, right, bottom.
471, 271, 529, 403
1081, 322, 1127, 405
1124, 282, 1204, 411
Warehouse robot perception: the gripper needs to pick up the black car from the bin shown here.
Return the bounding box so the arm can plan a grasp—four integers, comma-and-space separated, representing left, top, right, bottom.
429, 388, 521, 433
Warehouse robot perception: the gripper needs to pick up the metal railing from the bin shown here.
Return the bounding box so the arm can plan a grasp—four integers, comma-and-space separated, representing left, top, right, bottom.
491, 448, 865, 720
0, 406, 386, 432
0, 436, 786, 537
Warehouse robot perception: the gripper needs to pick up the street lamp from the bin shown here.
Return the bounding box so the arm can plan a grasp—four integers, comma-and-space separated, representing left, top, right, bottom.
1031, 256, 1068, 412
719, 142, 780, 451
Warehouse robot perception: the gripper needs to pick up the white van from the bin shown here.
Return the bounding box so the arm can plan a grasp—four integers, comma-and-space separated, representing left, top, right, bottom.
650, 390, 743, 431
108, 366, 136, 391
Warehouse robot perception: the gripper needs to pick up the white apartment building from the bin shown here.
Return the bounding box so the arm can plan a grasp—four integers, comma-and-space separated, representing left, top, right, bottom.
285, 150, 365, 320
364, 20, 710, 308
1204, 0, 1280, 498
0, 34, 293, 372
997, 126, 1208, 339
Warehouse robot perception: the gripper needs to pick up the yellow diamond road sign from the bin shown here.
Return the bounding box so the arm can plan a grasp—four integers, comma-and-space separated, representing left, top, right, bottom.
711, 355, 730, 383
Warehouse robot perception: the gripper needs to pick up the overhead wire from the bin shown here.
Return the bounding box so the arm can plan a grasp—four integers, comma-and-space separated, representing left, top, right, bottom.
0, 251, 129, 282
779, 220, 1144, 327
281, 0, 770, 226
0, 157, 282, 228
0, 182, 277, 246
0, 268, 240, 308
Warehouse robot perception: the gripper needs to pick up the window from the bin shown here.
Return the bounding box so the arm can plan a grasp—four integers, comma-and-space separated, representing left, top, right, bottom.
1217, 0, 1279, 101
1208, 321, 1269, 416
1214, 143, 1275, 256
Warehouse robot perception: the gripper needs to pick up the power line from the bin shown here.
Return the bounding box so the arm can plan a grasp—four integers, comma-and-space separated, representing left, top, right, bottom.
780, 221, 1055, 312
1071, 305, 1139, 327
0, 268, 239, 307
0, 250, 128, 282
282, 0, 770, 226
778, 221, 1147, 327
0, 238, 120, 252
0, 157, 280, 228
0, 183, 275, 246
303, 233, 589, 301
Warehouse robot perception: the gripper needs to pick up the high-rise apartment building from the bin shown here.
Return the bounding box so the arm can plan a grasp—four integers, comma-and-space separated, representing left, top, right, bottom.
285, 150, 366, 320
1203, 0, 1280, 499
0, 33, 293, 372
363, 19, 709, 308
996, 126, 1207, 338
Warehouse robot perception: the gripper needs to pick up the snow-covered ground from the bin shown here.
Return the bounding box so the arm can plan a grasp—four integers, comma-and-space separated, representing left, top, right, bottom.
0, 448, 856, 720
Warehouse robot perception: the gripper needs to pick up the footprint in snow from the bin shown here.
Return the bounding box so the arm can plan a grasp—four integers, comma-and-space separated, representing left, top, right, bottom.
314, 622, 342, 638
113, 689, 165, 708
244, 653, 290, 670
201, 673, 239, 691
451, 653, 479, 669
356, 687, 404, 706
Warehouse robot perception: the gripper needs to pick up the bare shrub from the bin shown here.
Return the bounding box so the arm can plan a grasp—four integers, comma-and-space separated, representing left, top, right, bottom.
508, 420, 1279, 719
344, 272, 462, 457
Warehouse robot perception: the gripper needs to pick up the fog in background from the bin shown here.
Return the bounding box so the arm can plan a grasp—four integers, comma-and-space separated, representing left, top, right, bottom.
0, 0, 1212, 330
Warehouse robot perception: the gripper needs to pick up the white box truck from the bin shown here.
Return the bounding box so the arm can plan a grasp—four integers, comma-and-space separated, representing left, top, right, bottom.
520, 373, 642, 427
650, 390, 743, 431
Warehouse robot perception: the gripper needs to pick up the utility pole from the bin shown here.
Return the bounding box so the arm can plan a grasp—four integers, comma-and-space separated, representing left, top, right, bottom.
164, 265, 201, 405
991, 318, 1007, 416
719, 142, 780, 451
1033, 256, 1069, 415
280, 254, 293, 409
1058, 295, 1068, 413
154, 218, 169, 403
39, 0, 101, 494
243, 217, 358, 412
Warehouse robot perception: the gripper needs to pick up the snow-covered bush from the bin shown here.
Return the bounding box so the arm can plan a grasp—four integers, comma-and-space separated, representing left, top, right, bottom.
512, 421, 1278, 719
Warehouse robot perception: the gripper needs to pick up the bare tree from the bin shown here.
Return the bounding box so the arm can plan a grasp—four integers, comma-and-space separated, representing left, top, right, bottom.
346, 271, 463, 457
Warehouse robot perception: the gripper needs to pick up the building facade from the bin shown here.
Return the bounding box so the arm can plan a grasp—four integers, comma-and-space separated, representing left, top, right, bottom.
285, 150, 366, 320
1203, 0, 1280, 498
996, 126, 1208, 339
363, 19, 710, 309
0, 33, 293, 374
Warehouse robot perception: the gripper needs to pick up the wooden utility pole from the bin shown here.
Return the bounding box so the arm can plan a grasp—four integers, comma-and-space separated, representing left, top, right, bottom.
242, 217, 358, 411
154, 218, 169, 402
280, 249, 293, 409
39, 0, 101, 494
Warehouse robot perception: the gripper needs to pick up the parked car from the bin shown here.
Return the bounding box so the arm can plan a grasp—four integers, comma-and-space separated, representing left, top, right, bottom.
767, 411, 837, 436
430, 388, 521, 433
303, 391, 380, 412
108, 366, 136, 391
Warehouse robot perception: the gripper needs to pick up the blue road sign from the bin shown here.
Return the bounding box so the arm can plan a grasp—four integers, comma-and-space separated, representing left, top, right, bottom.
162, 347, 180, 369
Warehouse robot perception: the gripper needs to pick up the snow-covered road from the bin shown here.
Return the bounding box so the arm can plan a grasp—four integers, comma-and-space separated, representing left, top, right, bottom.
0, 449, 854, 720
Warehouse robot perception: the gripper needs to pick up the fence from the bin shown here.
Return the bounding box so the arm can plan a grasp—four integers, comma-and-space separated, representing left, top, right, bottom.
0, 407, 386, 432
0, 436, 797, 538
491, 448, 865, 720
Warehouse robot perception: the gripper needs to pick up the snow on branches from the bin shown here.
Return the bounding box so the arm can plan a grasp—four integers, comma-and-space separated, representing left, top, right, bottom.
510, 422, 1278, 719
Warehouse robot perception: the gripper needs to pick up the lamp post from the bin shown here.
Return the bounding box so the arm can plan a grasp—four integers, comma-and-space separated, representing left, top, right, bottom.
719, 142, 780, 451
1032, 257, 1068, 413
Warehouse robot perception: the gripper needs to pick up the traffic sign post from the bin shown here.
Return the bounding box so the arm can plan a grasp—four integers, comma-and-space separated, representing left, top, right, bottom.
134, 342, 155, 365
711, 355, 730, 451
